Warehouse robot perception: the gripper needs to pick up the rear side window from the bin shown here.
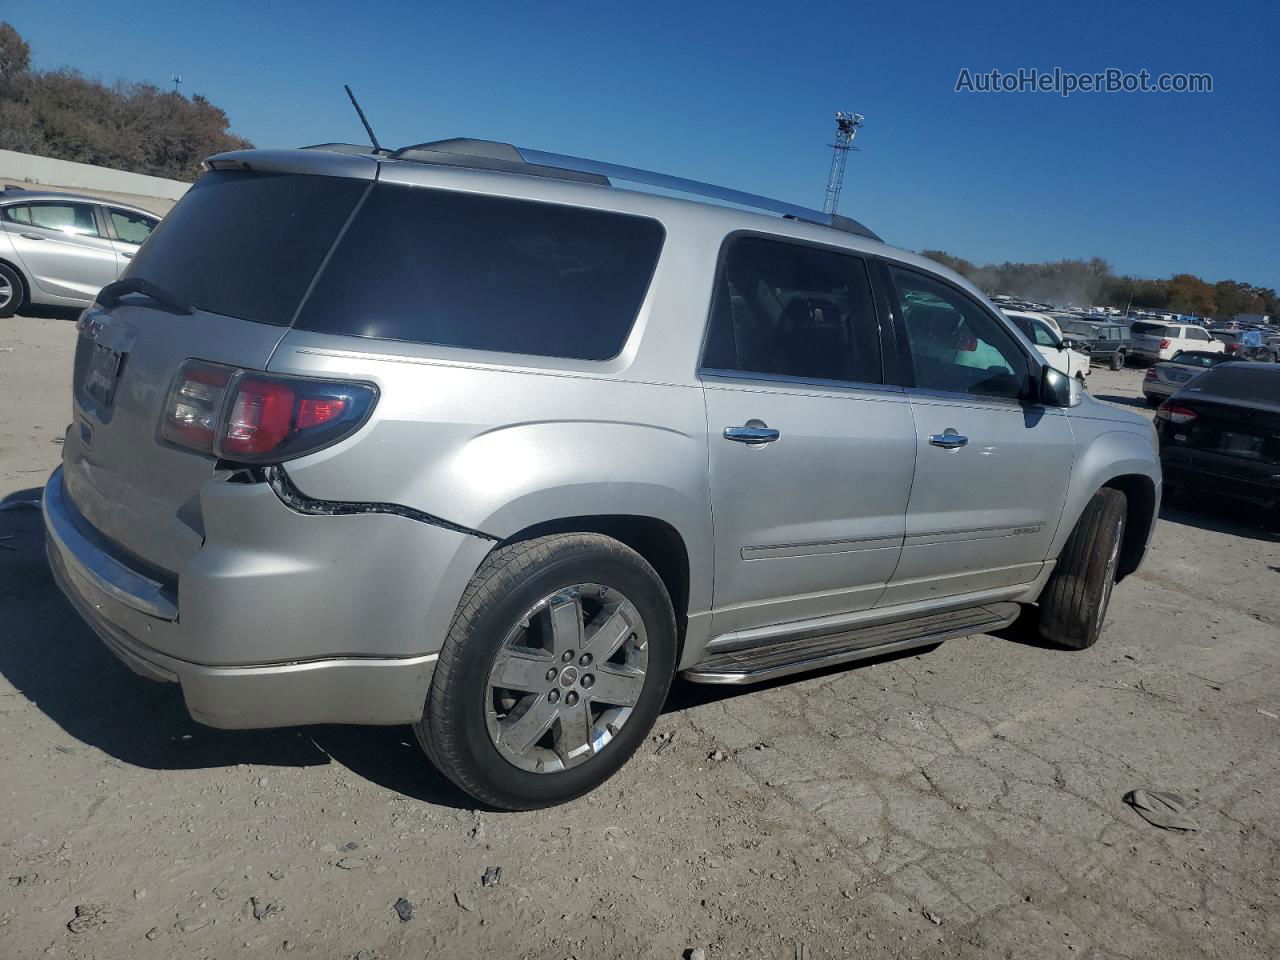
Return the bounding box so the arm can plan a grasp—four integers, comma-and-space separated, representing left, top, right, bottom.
701, 236, 881, 384
296, 184, 665, 361
124, 171, 368, 326
4, 201, 100, 236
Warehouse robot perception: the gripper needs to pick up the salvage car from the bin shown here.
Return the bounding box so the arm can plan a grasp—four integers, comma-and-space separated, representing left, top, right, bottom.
1141, 350, 1235, 405
0, 187, 160, 317
1129, 320, 1225, 363
1006, 310, 1090, 383
1157, 363, 1280, 511
44, 139, 1161, 809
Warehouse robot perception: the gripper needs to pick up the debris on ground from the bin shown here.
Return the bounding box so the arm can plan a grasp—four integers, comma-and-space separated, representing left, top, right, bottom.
251, 896, 281, 920
67, 903, 112, 934
1257, 709, 1278, 720
482, 865, 502, 887
687, 948, 707, 960
336, 857, 367, 870
708, 749, 727, 762
653, 730, 677, 755
1123, 789, 1199, 831
393, 897, 414, 922
923, 909, 943, 925
455, 890, 477, 912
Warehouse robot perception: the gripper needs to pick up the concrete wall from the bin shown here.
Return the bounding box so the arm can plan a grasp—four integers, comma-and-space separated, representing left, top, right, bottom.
0, 150, 190, 202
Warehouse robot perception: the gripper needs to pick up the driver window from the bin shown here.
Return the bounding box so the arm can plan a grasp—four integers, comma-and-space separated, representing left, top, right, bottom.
890, 266, 1029, 401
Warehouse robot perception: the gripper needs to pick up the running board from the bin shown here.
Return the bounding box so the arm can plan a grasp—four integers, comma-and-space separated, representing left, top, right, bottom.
681, 602, 1021, 685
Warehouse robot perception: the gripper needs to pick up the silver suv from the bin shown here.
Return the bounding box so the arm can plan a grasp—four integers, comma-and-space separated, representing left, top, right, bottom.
0, 188, 160, 317
44, 139, 1161, 809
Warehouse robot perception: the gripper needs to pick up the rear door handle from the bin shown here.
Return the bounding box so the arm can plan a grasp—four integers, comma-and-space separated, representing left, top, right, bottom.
724, 423, 780, 445
929, 431, 968, 449
19, 233, 46, 241
120, 251, 134, 259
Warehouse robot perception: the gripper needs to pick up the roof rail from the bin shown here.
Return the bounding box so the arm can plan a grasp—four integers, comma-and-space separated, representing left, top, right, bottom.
517, 148, 881, 241
303, 137, 882, 241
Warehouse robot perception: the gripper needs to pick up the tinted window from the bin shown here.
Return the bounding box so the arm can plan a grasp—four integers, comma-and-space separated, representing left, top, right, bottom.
297, 184, 664, 361
1132, 322, 1169, 336
5, 202, 99, 237
1188, 327, 1211, 341
891, 267, 1029, 400
125, 170, 367, 326
1191, 365, 1280, 402
701, 237, 881, 383
1171, 352, 1226, 368
109, 208, 157, 245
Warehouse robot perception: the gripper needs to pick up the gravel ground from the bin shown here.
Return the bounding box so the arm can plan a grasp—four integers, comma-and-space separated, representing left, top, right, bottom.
2, 313, 1277, 959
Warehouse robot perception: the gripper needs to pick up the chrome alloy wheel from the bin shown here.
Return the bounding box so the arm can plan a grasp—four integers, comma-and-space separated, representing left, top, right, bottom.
0, 273, 13, 311
1095, 515, 1124, 635
485, 583, 649, 774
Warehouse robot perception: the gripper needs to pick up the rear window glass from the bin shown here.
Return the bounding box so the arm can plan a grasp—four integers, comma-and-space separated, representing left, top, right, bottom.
295, 183, 665, 361
1131, 322, 1169, 336
124, 171, 367, 326
1192, 365, 1280, 401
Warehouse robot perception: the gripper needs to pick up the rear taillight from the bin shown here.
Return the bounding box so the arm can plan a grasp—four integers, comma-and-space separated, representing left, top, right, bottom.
1144, 367, 1157, 379
160, 360, 377, 463
1159, 338, 1171, 350
1155, 404, 1197, 425
1225, 343, 1240, 354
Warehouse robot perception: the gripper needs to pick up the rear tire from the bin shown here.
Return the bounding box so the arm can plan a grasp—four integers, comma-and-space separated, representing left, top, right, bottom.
0, 263, 24, 318
1109, 351, 1125, 371
1037, 488, 1127, 650
415, 533, 676, 810
1144, 394, 1161, 407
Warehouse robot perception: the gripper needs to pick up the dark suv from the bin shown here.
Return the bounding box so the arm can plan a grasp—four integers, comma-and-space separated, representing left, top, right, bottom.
1062, 320, 1131, 370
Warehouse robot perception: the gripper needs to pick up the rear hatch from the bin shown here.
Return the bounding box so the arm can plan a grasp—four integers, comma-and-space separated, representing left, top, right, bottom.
62, 159, 372, 574
1130, 321, 1170, 352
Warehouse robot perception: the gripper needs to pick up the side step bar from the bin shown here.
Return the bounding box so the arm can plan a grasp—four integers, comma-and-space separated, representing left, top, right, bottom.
681, 602, 1021, 685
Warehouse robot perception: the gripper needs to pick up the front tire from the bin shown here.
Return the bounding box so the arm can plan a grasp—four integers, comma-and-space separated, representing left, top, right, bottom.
1037, 488, 1127, 650
416, 533, 676, 810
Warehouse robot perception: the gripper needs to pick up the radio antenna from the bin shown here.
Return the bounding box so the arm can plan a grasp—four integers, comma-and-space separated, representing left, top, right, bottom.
344, 84, 384, 154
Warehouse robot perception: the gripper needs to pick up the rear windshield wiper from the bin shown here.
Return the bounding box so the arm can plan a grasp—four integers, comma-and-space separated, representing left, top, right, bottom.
97, 278, 192, 316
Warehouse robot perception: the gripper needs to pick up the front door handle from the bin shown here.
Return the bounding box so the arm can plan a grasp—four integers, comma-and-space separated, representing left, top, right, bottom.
19, 232, 46, 241
724, 422, 780, 445
929, 431, 968, 449
120, 251, 134, 259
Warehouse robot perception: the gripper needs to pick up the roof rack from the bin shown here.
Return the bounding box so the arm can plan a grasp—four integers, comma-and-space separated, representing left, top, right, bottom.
302, 138, 881, 241
516, 148, 881, 241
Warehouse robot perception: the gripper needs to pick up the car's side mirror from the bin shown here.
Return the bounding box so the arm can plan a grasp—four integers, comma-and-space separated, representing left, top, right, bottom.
1060, 338, 1074, 350
1040, 366, 1082, 407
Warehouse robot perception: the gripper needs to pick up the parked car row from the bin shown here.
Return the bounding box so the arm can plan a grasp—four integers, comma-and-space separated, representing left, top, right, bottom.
0, 186, 161, 318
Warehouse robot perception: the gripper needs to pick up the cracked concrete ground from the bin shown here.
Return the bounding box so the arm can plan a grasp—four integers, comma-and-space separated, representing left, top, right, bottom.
2, 315, 1277, 959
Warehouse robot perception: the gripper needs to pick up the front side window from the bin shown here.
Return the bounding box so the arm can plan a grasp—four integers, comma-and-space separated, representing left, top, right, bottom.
5, 202, 99, 237
701, 236, 881, 384
109, 208, 157, 245
890, 266, 1030, 400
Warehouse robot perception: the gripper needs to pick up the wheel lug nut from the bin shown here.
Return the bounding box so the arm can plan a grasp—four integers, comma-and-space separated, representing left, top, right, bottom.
548, 689, 560, 704
581, 674, 594, 688
565, 691, 579, 706
545, 667, 558, 682
562, 650, 575, 663
579, 653, 593, 667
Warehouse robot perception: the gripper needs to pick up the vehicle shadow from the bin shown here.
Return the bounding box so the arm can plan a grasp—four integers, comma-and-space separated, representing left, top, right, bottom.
0, 496, 475, 810
1159, 496, 1280, 542
16, 305, 82, 321
1092, 393, 1152, 410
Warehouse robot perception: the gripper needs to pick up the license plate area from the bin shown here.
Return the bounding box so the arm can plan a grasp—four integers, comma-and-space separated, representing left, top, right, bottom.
84, 343, 125, 409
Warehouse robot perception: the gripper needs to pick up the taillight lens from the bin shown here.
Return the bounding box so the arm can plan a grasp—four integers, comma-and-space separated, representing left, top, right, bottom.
1159, 338, 1171, 350
1155, 404, 1197, 425
161, 360, 377, 463
1144, 367, 1157, 379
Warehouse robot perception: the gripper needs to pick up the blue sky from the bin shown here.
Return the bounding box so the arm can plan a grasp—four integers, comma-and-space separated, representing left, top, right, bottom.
7, 0, 1278, 288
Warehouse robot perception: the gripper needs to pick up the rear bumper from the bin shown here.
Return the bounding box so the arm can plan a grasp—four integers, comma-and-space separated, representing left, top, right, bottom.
44, 465, 490, 728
